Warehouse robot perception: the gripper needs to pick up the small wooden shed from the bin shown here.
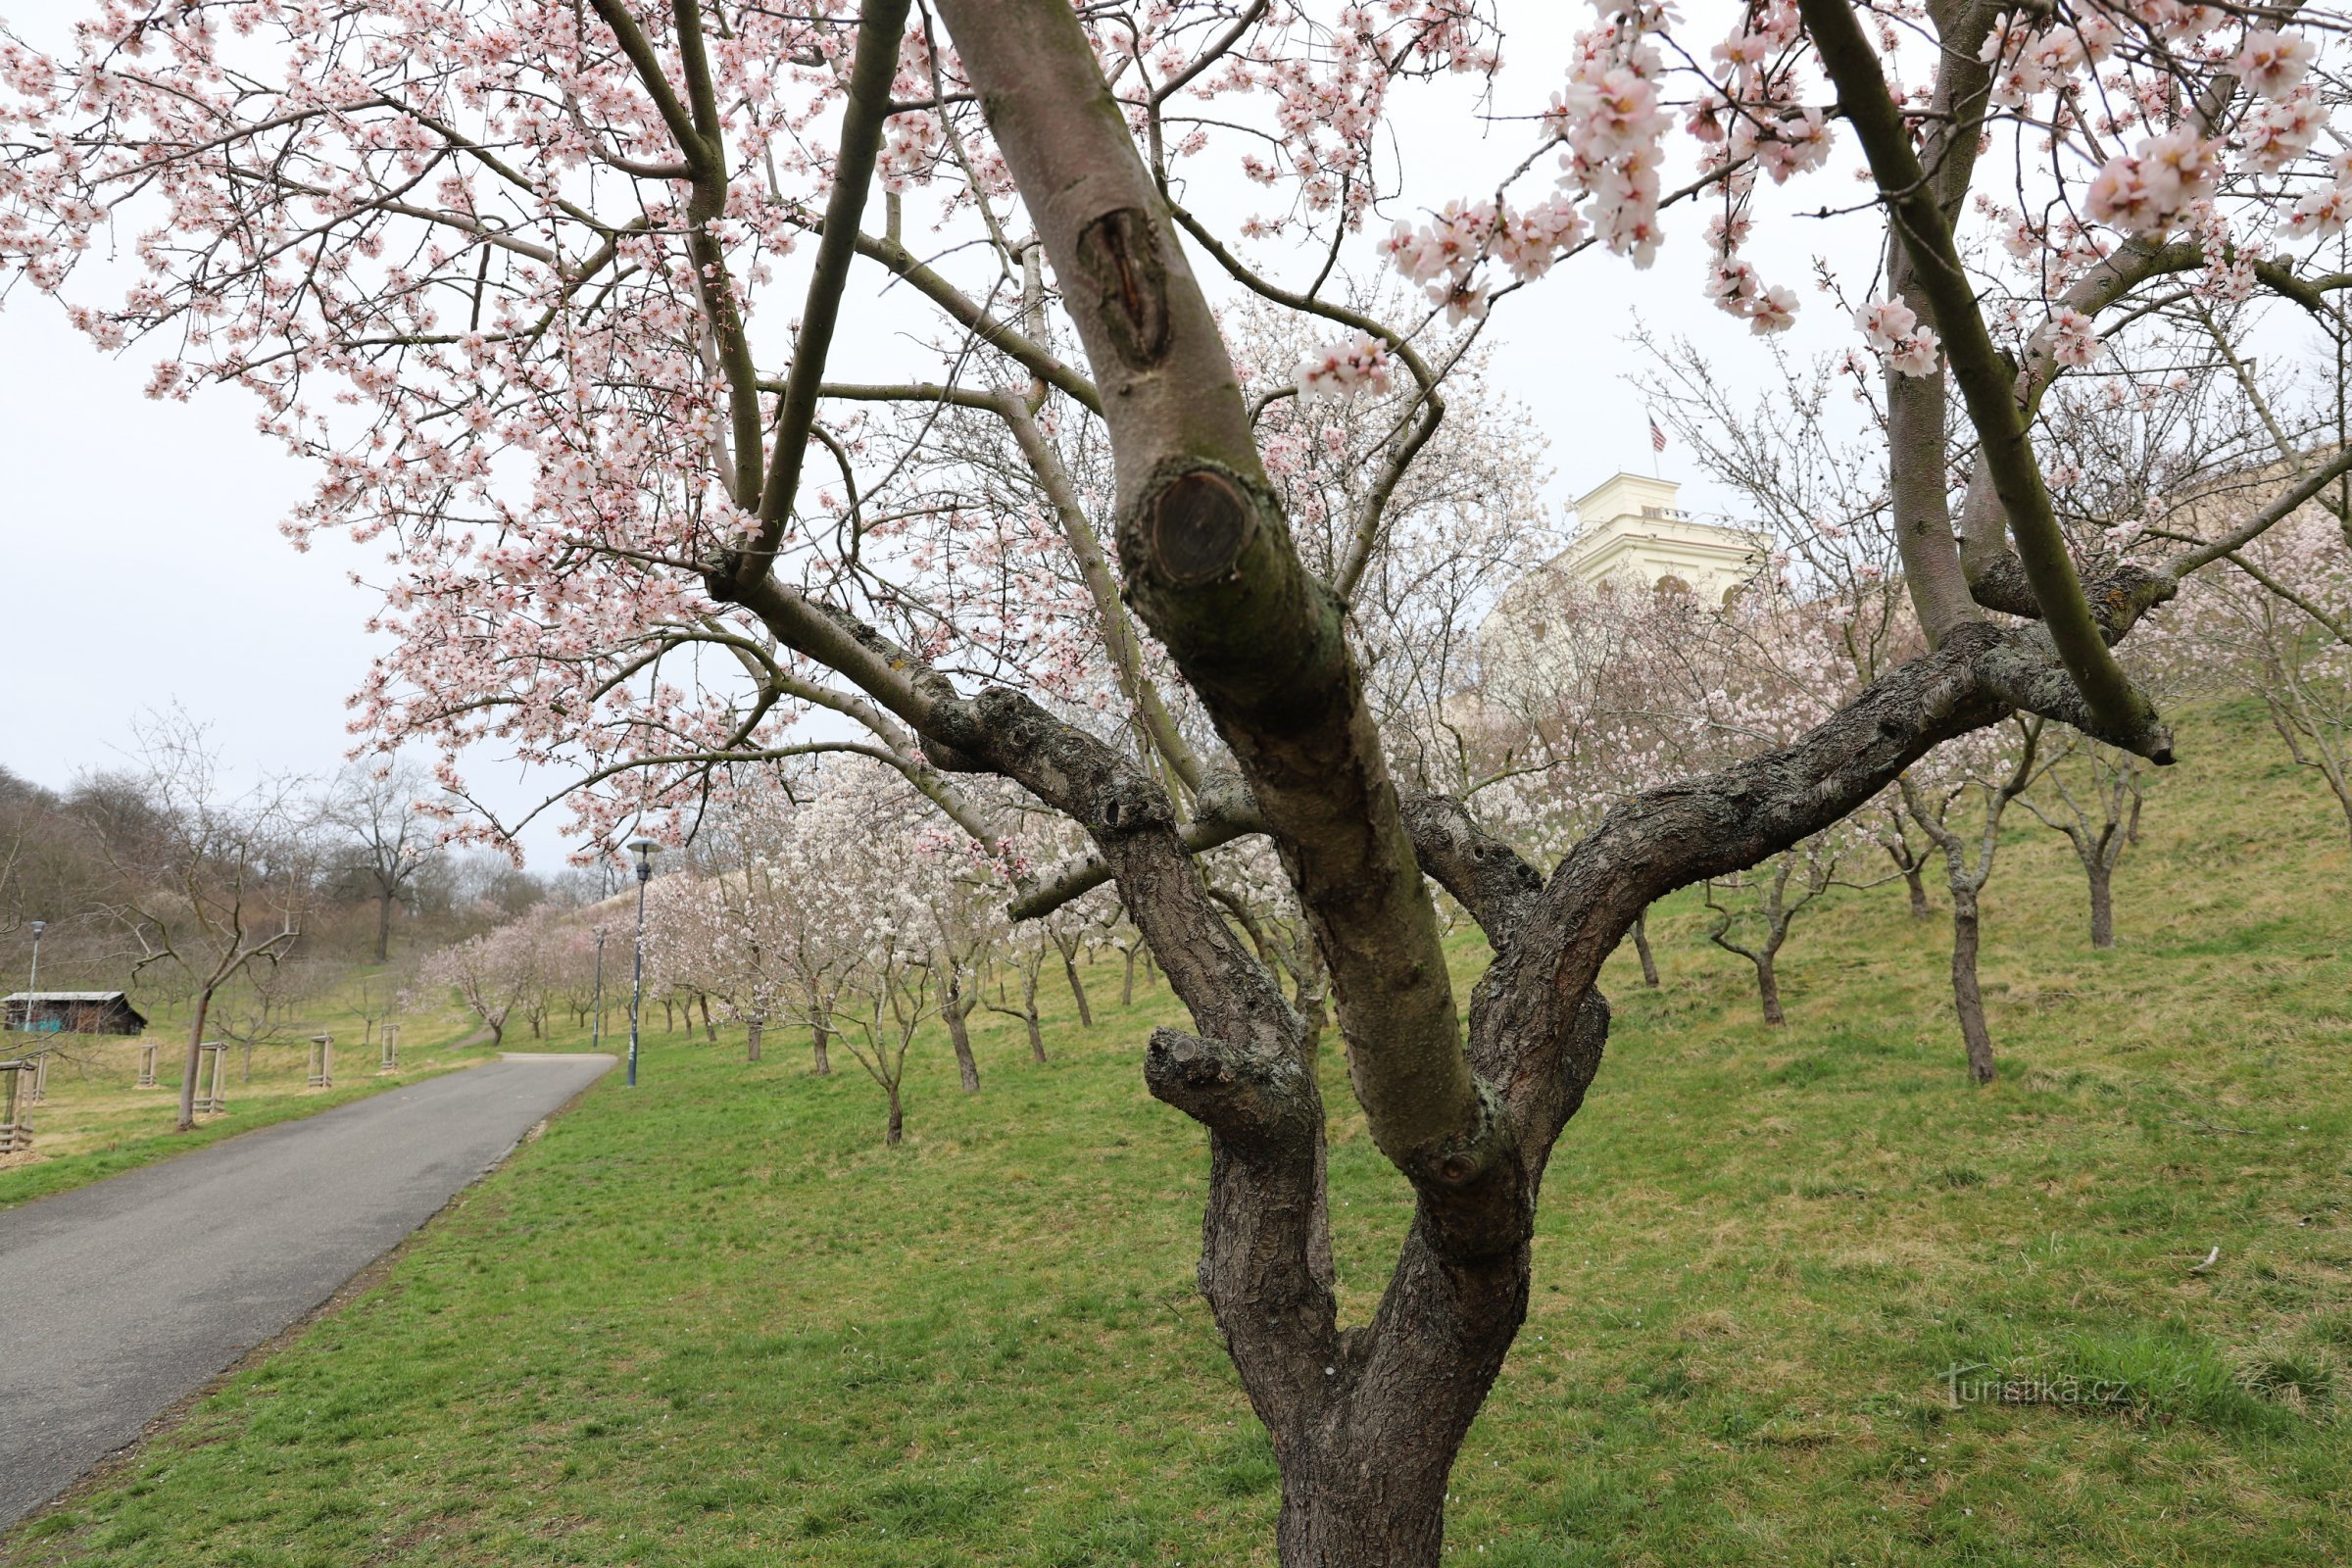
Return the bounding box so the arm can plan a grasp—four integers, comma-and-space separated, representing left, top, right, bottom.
3, 991, 150, 1037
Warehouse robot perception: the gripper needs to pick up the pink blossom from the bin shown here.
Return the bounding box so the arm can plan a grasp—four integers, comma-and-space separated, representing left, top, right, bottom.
2235, 29, 2316, 99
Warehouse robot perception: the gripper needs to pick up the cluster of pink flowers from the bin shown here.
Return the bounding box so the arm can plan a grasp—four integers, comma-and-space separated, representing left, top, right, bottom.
1293, 329, 1397, 403
1380, 194, 1589, 321
1980, 8, 2121, 107
2084, 128, 2224, 239
2235, 27, 2318, 98
1854, 296, 1941, 378
1552, 3, 1672, 269
1703, 239, 1796, 335
2037, 306, 2103, 369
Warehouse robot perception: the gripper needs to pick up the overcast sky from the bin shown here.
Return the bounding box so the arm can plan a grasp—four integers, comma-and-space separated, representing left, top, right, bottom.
0, 3, 1859, 866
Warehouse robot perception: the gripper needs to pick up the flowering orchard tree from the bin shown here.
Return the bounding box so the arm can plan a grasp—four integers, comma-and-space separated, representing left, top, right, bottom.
415, 917, 543, 1048
644, 865, 794, 1059
18, 0, 2352, 1558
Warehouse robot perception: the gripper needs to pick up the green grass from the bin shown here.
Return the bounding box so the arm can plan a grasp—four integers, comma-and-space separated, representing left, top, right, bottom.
0, 980, 496, 1211
6, 700, 2351, 1566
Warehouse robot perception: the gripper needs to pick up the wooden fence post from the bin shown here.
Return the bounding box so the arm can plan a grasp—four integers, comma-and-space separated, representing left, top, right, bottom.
307, 1033, 333, 1089
193, 1042, 229, 1115
0, 1059, 29, 1153
137, 1042, 158, 1088
379, 1024, 399, 1073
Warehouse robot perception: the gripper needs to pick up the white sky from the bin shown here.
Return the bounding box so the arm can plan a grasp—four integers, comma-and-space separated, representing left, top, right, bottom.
0, 2, 1865, 866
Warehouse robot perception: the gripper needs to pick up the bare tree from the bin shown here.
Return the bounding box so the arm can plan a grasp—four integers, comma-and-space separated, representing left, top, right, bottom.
323, 761, 442, 963
1703, 832, 1848, 1027
2020, 732, 2148, 949
93, 717, 312, 1131
1900, 720, 2045, 1085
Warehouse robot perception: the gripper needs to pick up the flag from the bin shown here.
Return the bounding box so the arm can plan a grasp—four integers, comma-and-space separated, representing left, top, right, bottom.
1648, 416, 1668, 454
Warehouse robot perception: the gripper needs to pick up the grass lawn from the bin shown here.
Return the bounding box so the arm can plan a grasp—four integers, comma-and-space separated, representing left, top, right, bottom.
0, 984, 496, 1211
5, 701, 2350, 1566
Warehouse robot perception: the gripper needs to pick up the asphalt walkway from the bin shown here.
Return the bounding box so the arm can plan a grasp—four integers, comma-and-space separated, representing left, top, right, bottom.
0, 1054, 614, 1527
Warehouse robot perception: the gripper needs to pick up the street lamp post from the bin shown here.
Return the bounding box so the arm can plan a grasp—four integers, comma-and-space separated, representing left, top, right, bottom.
589, 927, 607, 1054
626, 839, 661, 1088
17, 920, 43, 1036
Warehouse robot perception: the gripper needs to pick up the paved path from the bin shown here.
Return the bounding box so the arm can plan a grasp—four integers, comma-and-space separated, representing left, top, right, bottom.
0, 1054, 614, 1528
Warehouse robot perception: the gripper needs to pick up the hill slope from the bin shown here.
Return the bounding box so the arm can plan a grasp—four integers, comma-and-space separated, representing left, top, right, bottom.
7, 701, 2348, 1567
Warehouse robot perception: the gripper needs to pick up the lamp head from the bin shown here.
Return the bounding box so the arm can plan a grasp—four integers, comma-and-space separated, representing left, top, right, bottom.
627, 837, 662, 883
28, 920, 43, 938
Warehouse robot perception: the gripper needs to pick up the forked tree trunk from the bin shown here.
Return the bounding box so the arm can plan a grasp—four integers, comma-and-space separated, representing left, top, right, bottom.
1630, 909, 1660, 987
2086, 859, 2115, 949
746, 1019, 762, 1062
946, 999, 981, 1094
1903, 865, 1932, 919
1147, 992, 1613, 1568
701, 994, 717, 1043
1950, 895, 1997, 1084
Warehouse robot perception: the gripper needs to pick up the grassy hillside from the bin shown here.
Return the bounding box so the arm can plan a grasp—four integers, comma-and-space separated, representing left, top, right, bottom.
6, 700, 2349, 1567
0, 979, 496, 1210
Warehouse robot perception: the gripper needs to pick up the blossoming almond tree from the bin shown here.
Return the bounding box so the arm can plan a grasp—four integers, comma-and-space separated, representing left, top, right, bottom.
16, 0, 2352, 1559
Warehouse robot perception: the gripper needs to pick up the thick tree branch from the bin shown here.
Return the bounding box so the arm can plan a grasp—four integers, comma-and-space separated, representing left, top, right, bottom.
738, 0, 915, 570
1802, 0, 2165, 752
937, 0, 1495, 1197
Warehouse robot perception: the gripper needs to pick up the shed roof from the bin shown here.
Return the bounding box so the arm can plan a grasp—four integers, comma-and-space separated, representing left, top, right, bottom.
4, 991, 136, 1004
